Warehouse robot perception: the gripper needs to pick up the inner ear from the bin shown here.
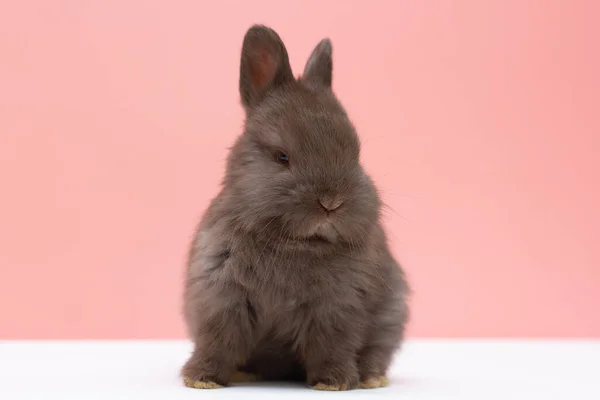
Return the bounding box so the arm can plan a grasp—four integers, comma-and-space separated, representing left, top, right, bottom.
248, 47, 278, 91
302, 38, 333, 88
239, 25, 294, 109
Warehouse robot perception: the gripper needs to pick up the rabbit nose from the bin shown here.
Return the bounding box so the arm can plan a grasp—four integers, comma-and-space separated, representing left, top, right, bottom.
319, 197, 344, 213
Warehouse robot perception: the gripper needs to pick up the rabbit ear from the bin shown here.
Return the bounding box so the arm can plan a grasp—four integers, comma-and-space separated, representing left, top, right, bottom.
239, 25, 294, 109
302, 38, 332, 88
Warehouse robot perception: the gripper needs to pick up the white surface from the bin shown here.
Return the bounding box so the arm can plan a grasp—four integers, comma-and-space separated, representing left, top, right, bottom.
1, 340, 599, 399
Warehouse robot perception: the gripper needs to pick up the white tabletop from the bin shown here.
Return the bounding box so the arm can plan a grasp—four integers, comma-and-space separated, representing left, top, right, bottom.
1, 340, 598, 399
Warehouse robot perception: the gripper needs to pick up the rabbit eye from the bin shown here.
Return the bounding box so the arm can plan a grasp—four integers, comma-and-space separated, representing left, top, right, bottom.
276, 150, 289, 164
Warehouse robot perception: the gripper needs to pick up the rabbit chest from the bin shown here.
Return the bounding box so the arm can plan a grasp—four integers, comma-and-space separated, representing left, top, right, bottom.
234, 243, 371, 331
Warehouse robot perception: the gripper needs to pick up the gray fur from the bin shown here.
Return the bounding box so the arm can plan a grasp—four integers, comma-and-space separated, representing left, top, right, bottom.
182, 24, 409, 390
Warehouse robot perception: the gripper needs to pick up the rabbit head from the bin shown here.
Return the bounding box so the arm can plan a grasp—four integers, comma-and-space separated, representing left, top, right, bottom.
222, 25, 381, 246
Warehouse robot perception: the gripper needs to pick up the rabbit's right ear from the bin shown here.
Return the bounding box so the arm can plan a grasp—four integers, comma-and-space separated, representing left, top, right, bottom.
239, 25, 294, 110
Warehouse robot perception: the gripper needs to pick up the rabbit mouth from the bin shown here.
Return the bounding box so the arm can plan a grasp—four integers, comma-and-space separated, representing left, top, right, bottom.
293, 234, 339, 249
289, 234, 330, 246
300, 221, 340, 244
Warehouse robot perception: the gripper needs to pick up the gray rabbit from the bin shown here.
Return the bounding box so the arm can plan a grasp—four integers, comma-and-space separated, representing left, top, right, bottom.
182, 24, 409, 391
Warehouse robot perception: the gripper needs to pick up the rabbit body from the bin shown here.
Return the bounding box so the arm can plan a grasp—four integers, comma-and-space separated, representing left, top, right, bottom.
182, 25, 409, 391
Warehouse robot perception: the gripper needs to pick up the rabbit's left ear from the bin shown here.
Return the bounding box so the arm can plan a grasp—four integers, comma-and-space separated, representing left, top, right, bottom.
302, 38, 332, 88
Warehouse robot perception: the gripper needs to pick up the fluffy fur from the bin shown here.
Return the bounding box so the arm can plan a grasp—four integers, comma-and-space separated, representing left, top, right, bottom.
182, 24, 409, 391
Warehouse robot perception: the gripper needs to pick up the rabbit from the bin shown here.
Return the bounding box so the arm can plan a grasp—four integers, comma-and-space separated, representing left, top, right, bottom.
181, 24, 409, 391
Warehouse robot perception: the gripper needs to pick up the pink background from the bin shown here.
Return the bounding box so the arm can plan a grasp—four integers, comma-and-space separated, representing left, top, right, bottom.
1, 1, 599, 339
